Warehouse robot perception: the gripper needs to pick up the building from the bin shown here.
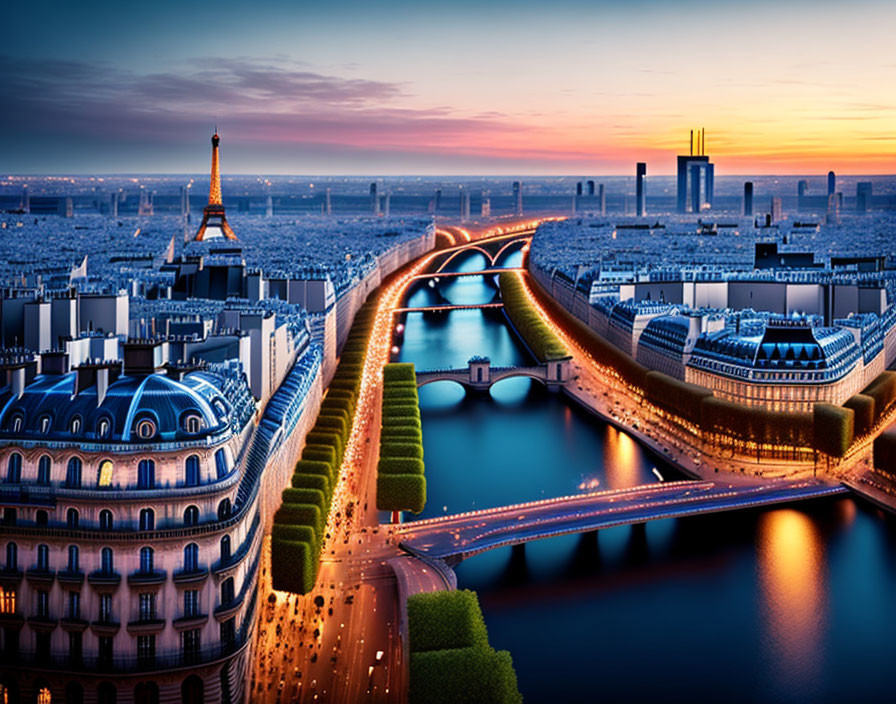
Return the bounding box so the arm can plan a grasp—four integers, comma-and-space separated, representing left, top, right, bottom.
635, 163, 647, 217
770, 197, 783, 223
195, 132, 237, 242
512, 181, 523, 216
743, 182, 754, 217
676, 129, 714, 213
857, 182, 873, 213
828, 170, 836, 196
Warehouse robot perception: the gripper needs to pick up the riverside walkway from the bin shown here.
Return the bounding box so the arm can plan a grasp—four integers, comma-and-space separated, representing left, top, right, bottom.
391, 479, 847, 564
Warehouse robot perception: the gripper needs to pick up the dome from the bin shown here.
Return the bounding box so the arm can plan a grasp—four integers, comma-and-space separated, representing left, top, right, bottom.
0, 369, 237, 444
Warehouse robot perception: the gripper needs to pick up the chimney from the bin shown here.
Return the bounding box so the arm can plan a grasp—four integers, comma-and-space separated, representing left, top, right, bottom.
41, 351, 70, 375
74, 365, 97, 396
9, 367, 25, 400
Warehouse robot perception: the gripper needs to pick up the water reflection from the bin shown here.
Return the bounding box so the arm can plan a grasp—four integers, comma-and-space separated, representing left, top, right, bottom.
756, 509, 826, 691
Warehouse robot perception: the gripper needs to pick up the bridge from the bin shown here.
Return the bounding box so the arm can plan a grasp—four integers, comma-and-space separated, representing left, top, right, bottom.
392, 479, 848, 564
431, 237, 529, 273
393, 302, 504, 315
415, 357, 571, 391
410, 267, 522, 281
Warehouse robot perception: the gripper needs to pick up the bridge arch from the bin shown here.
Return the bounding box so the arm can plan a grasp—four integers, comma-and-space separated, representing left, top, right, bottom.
491, 238, 528, 267
434, 246, 492, 273
416, 369, 550, 391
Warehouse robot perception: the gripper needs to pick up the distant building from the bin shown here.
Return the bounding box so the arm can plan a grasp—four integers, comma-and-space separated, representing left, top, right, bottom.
828, 170, 836, 196
743, 182, 754, 217
635, 163, 647, 217
587, 180, 595, 197
598, 184, 606, 215
370, 182, 380, 216
676, 129, 714, 213
512, 181, 523, 216
827, 192, 841, 225
857, 182, 873, 212
770, 197, 783, 223
798, 180, 809, 198
195, 131, 237, 241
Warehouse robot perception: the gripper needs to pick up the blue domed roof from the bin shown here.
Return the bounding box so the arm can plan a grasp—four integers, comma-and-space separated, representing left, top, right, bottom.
0, 369, 238, 444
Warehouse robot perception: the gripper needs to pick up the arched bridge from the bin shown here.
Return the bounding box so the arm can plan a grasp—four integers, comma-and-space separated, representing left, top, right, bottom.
415, 357, 571, 391
430, 236, 529, 274
392, 479, 847, 565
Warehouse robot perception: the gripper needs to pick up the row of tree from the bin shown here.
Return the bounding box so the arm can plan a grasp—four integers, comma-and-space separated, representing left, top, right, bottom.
499, 272, 569, 362
271, 299, 379, 594
408, 590, 522, 704
377, 363, 427, 514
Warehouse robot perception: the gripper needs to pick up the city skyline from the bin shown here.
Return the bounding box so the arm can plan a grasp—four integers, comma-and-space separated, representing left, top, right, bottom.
3, 0, 895, 175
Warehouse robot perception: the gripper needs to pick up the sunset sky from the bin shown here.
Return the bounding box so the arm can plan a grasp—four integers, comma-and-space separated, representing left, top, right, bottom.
3, 0, 895, 175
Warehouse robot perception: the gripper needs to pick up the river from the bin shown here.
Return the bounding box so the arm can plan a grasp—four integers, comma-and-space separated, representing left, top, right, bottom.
395, 247, 896, 703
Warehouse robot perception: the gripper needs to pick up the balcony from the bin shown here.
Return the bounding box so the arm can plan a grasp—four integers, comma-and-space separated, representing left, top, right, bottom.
56, 570, 85, 586
0, 567, 23, 585
172, 566, 208, 586
172, 613, 208, 630
59, 617, 88, 632
125, 618, 165, 635
88, 570, 122, 589
25, 568, 55, 586
90, 619, 121, 636
213, 597, 243, 622
0, 610, 25, 625
27, 615, 58, 631
127, 570, 167, 587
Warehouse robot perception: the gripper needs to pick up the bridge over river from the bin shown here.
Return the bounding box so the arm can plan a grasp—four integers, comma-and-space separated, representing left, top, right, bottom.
392, 479, 847, 564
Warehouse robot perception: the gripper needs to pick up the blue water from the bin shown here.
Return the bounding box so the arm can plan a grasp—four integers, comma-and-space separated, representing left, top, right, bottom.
394, 261, 896, 703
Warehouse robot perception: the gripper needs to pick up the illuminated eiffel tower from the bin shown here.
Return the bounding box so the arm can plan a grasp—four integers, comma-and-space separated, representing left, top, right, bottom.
195, 129, 237, 241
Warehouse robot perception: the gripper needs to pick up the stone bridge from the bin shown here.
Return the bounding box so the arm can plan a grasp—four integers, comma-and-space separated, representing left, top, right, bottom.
415, 357, 571, 391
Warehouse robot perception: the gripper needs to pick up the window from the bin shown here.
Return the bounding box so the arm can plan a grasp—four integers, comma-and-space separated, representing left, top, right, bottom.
181, 629, 200, 661
5, 454, 21, 483
220, 535, 231, 564
70, 415, 82, 434
134, 682, 159, 704
97, 683, 117, 704
183, 506, 199, 527
37, 456, 51, 485
135, 419, 156, 441
4, 543, 16, 571
10, 415, 23, 434
68, 591, 80, 620
220, 577, 234, 606
66, 457, 82, 488
214, 449, 228, 479
136, 635, 155, 665
36, 590, 49, 617
99, 593, 112, 623
184, 455, 200, 487
98, 637, 114, 666
101, 547, 113, 574
67, 545, 79, 572
37, 686, 52, 704
137, 460, 155, 489
99, 510, 113, 531
39, 415, 51, 434
36, 632, 51, 662
138, 593, 156, 621
97, 460, 113, 488
0, 586, 15, 614
35, 510, 48, 526
68, 629, 83, 662
139, 547, 153, 574
37, 544, 49, 571
138, 509, 154, 532
220, 618, 236, 648
184, 589, 199, 618
182, 414, 202, 434
183, 544, 198, 572
65, 682, 84, 704
217, 498, 231, 520
66, 508, 79, 529
96, 418, 111, 439
1, 508, 15, 527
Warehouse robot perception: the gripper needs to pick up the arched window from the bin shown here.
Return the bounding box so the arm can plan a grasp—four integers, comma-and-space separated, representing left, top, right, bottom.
6, 453, 22, 483
184, 455, 200, 487
101, 547, 113, 574
183, 543, 199, 572
220, 576, 235, 605
96, 418, 111, 439
134, 682, 159, 704
10, 414, 23, 433
99, 510, 113, 531
217, 498, 231, 521
65, 682, 84, 704
37, 544, 49, 571
35, 510, 48, 527
97, 460, 113, 488
183, 506, 199, 527
70, 415, 82, 434
139, 547, 153, 574
66, 508, 79, 529
37, 455, 51, 485
37, 686, 52, 704
135, 418, 156, 441
180, 675, 204, 704
182, 413, 202, 434
137, 460, 155, 489
67, 545, 79, 572
220, 535, 231, 563
5, 542, 16, 571
66, 457, 82, 488
97, 682, 117, 704
214, 448, 228, 479
138, 509, 154, 532
39, 415, 51, 434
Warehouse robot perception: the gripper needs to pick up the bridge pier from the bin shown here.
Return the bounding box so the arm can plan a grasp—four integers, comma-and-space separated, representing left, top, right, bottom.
625, 522, 648, 564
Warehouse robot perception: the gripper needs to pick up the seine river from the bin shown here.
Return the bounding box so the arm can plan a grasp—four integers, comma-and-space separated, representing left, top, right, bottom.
397, 248, 896, 703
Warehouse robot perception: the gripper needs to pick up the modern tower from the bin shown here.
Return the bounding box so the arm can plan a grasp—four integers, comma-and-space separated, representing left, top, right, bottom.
587, 180, 596, 197
512, 181, 523, 216
676, 129, 714, 213
635, 163, 647, 217
827, 170, 836, 196
195, 131, 237, 241
598, 184, 606, 215
856, 182, 873, 212
743, 182, 754, 217
370, 182, 380, 216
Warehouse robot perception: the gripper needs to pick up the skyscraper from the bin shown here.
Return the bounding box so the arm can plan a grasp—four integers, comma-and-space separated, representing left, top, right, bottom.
856, 182, 873, 212
743, 182, 754, 217
771, 197, 783, 223
676, 129, 714, 213
370, 182, 380, 216
598, 184, 606, 216
460, 187, 471, 220
512, 181, 523, 216
576, 182, 583, 197
635, 162, 647, 217
798, 180, 808, 197
587, 180, 595, 196
828, 171, 836, 196
826, 192, 841, 225
195, 130, 237, 240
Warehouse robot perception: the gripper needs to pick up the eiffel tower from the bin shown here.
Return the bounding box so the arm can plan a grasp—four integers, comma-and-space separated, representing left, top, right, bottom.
195, 130, 237, 241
